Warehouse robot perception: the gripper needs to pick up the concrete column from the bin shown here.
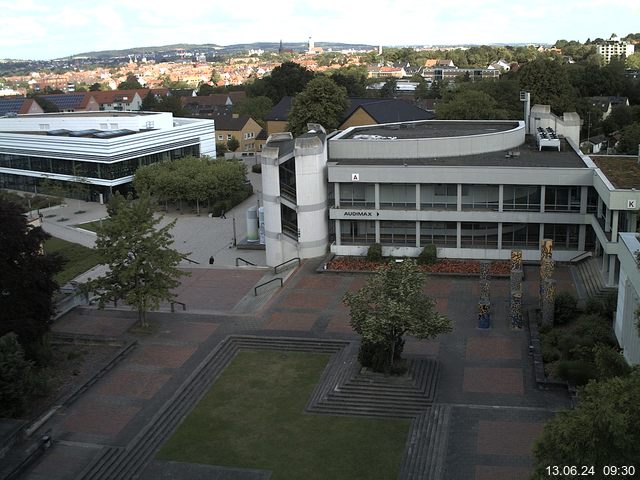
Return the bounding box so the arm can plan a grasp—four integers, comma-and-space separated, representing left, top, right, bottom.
539, 223, 545, 245
457, 222, 462, 249
605, 207, 611, 233
498, 184, 504, 213
597, 197, 603, 218
602, 252, 608, 273
497, 223, 503, 250
612, 210, 619, 241
578, 224, 586, 251
580, 186, 588, 214
608, 255, 616, 287
415, 184, 420, 211
416, 221, 420, 248
457, 184, 462, 212
334, 183, 340, 207
540, 185, 546, 213
335, 219, 341, 246
628, 213, 638, 232
375, 220, 380, 243
374, 183, 380, 210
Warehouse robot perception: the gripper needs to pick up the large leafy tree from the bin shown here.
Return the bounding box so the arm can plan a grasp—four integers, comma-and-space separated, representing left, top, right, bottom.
518, 58, 575, 114
531, 371, 640, 477
0, 198, 63, 347
250, 61, 315, 104
118, 73, 143, 90
343, 259, 452, 372
436, 89, 508, 120
234, 95, 273, 127
87, 194, 187, 327
0, 333, 36, 418
617, 122, 640, 154
287, 76, 348, 135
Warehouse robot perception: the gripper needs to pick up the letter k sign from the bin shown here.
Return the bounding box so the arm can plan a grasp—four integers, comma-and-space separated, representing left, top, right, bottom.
351, 173, 360, 181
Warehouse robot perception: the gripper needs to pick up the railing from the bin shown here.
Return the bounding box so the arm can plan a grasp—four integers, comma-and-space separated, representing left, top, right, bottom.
254, 277, 283, 296
236, 257, 257, 266
182, 256, 200, 265
170, 301, 186, 312
274, 257, 301, 274
569, 251, 593, 263
280, 183, 297, 202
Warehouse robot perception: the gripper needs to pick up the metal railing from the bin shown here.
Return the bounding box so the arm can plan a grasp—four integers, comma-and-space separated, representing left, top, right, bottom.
569, 251, 593, 263
254, 277, 283, 296
181, 256, 200, 265
274, 257, 300, 274
236, 257, 257, 266
170, 301, 186, 312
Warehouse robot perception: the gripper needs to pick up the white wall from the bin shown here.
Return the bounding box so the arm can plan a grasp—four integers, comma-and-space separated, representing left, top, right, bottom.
614, 233, 640, 365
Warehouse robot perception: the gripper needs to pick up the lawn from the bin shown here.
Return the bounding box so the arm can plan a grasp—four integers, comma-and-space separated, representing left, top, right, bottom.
74, 219, 106, 232
43, 236, 102, 285
157, 350, 410, 480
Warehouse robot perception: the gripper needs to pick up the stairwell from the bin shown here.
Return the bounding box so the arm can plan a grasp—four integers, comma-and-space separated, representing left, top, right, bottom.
575, 257, 617, 300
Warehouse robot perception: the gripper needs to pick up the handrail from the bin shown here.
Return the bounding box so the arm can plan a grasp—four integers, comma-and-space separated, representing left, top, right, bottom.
274, 257, 301, 274
182, 256, 200, 265
254, 277, 283, 296
236, 257, 257, 266
569, 251, 593, 263
170, 301, 186, 312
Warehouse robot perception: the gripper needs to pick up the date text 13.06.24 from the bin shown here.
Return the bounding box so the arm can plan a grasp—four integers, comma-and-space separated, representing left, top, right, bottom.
545, 465, 636, 477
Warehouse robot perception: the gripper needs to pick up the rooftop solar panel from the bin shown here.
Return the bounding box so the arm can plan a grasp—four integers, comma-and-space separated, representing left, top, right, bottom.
40, 93, 86, 110
0, 98, 25, 116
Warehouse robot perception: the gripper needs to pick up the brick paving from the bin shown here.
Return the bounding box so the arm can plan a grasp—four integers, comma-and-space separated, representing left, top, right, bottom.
22, 260, 579, 480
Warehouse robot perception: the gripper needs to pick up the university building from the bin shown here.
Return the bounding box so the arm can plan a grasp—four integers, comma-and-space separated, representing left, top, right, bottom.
0, 111, 215, 201
259, 108, 640, 364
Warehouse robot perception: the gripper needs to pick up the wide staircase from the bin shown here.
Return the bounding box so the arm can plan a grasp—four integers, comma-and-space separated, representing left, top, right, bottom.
575, 257, 617, 300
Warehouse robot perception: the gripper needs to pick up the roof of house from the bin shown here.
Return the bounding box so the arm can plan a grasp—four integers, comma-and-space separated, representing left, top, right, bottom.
213, 113, 251, 131
0, 97, 39, 116
588, 96, 629, 110
89, 90, 142, 105
265, 96, 435, 124
182, 92, 247, 108
38, 92, 94, 110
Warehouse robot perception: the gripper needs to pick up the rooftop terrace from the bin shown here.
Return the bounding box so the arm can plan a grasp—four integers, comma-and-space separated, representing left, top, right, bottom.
591, 155, 640, 189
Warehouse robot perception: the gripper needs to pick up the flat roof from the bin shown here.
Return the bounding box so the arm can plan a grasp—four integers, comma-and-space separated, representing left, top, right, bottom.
342, 121, 519, 140
12, 111, 158, 118
591, 155, 640, 189
330, 136, 587, 168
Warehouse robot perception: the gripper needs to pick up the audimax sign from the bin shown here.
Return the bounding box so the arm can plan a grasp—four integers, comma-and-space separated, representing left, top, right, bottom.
340, 210, 380, 217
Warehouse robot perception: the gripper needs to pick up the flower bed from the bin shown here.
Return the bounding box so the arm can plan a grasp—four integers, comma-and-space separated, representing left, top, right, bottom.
327, 256, 510, 275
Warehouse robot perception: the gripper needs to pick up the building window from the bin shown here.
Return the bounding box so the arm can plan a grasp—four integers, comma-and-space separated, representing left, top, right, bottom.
461, 185, 499, 211
379, 183, 415, 209
545, 186, 581, 212
544, 224, 579, 249
420, 221, 457, 246
100, 123, 108, 129
587, 187, 598, 214
339, 183, 375, 207
217, 134, 223, 141
39, 124, 50, 130
503, 185, 541, 211
461, 222, 499, 248
279, 158, 296, 202
340, 220, 376, 245
109, 123, 118, 130
421, 184, 457, 210
502, 223, 540, 249
281, 204, 298, 240
380, 221, 416, 245
227, 134, 232, 141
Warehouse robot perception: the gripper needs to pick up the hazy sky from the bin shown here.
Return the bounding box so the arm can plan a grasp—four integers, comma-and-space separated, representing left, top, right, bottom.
1, 0, 638, 60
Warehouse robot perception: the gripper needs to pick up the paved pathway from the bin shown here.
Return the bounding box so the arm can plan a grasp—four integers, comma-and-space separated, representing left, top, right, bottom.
20, 260, 576, 480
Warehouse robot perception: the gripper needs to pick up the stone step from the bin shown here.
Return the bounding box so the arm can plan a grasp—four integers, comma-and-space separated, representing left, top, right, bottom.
309, 403, 423, 419
325, 392, 431, 409
337, 384, 429, 397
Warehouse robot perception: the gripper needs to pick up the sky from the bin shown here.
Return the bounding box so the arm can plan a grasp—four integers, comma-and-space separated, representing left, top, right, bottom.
1, 0, 639, 60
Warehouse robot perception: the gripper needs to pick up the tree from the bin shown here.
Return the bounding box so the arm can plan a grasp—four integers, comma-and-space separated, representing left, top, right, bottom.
286, 76, 349, 135
518, 58, 575, 114
216, 142, 228, 157
118, 73, 143, 90
436, 90, 508, 120
379, 78, 398, 98
0, 333, 36, 418
89, 82, 103, 91
617, 122, 640, 154
234, 96, 273, 127
627, 52, 640, 69
330, 66, 368, 97
87, 194, 188, 327
226, 136, 240, 152
259, 61, 315, 103
531, 371, 640, 478
343, 259, 452, 372
0, 198, 63, 348
141, 91, 159, 111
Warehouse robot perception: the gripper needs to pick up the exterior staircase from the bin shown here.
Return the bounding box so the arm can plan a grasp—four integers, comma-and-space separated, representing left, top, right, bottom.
575, 257, 617, 299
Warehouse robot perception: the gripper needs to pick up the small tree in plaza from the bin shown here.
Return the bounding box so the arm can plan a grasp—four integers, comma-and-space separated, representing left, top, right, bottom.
87, 194, 188, 327
343, 259, 452, 373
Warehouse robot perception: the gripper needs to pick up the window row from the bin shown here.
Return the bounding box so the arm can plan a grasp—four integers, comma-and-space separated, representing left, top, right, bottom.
0, 145, 199, 180
335, 183, 594, 213
339, 220, 580, 250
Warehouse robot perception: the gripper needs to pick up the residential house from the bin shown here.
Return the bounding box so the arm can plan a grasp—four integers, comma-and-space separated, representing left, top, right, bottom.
424, 59, 456, 68
0, 98, 44, 116
214, 113, 263, 153
182, 92, 247, 117
90, 90, 144, 111
579, 134, 607, 154
588, 96, 630, 120
36, 92, 100, 112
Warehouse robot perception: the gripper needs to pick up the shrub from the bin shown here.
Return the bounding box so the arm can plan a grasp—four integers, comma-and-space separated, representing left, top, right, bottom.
417, 244, 438, 265
366, 243, 382, 262
251, 163, 262, 173
594, 344, 632, 380
541, 343, 561, 363
585, 292, 618, 318
554, 292, 578, 325
572, 313, 615, 345
358, 338, 407, 374
556, 359, 597, 386
0, 333, 36, 418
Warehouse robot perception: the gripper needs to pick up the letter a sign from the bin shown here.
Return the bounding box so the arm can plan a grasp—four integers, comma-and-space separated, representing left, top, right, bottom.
351, 173, 360, 181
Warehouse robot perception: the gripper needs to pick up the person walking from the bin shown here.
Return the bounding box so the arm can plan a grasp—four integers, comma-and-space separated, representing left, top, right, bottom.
220, 209, 226, 219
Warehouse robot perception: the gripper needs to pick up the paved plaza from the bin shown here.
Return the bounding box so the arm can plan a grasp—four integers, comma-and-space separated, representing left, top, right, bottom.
15, 257, 577, 480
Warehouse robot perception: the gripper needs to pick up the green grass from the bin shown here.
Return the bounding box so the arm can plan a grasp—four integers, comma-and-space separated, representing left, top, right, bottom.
74, 220, 104, 232
157, 350, 410, 480
43, 237, 101, 285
